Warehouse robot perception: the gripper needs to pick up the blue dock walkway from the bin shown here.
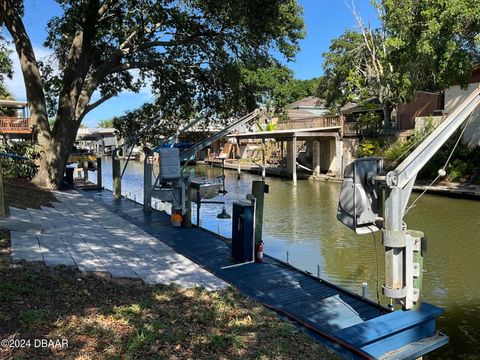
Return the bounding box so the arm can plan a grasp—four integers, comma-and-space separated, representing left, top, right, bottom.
84, 189, 447, 359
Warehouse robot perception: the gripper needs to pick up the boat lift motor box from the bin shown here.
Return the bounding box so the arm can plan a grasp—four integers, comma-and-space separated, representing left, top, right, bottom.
158, 147, 181, 180
231, 201, 254, 262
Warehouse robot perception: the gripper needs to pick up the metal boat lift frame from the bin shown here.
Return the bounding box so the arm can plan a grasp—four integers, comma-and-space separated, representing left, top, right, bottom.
144, 109, 262, 214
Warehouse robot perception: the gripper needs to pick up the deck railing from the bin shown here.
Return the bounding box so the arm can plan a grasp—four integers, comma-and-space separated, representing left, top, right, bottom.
0, 117, 31, 133
277, 115, 343, 131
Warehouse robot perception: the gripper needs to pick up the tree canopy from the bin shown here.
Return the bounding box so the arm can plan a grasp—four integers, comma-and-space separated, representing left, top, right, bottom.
382, 0, 480, 90
319, 0, 480, 127
97, 118, 114, 128
0, 0, 305, 187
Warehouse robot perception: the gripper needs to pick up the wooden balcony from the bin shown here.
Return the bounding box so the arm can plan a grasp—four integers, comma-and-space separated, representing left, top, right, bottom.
0, 117, 31, 134
277, 115, 343, 131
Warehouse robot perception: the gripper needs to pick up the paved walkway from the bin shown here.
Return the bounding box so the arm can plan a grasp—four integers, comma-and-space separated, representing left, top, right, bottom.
8, 190, 226, 291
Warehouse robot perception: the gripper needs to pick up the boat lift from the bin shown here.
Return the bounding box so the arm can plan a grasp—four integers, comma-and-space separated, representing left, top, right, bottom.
144, 109, 262, 218
335, 86, 480, 357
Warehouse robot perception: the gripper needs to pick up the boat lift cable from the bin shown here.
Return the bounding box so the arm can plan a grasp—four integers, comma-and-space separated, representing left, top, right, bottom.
119, 119, 163, 179
404, 110, 476, 216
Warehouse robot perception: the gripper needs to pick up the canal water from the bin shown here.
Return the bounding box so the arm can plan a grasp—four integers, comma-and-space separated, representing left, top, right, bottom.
96, 158, 480, 359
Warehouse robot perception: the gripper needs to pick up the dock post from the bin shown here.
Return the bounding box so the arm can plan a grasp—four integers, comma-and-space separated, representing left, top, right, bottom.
183, 180, 192, 228
143, 153, 152, 212
261, 138, 266, 181
0, 163, 4, 217
317, 264, 321, 279
236, 138, 241, 180
82, 159, 89, 182
96, 156, 102, 189
362, 282, 368, 298
252, 181, 268, 247
112, 150, 121, 199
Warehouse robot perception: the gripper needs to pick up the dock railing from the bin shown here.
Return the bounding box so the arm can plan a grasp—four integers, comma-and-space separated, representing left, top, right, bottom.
0, 117, 31, 133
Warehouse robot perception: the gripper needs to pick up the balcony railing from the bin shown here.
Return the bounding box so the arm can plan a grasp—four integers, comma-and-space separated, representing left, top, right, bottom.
277, 115, 343, 131
0, 117, 31, 133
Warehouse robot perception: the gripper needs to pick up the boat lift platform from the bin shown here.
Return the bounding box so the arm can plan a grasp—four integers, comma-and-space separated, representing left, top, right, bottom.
85, 189, 447, 359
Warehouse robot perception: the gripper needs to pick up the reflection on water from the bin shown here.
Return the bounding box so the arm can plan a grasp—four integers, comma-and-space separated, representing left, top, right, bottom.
96, 158, 480, 359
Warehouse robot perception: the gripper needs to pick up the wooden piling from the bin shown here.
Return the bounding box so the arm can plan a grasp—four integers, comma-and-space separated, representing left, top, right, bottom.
96, 157, 102, 189
261, 138, 266, 181
143, 157, 152, 212
82, 159, 89, 181
183, 180, 192, 228
252, 180, 267, 245
112, 153, 121, 199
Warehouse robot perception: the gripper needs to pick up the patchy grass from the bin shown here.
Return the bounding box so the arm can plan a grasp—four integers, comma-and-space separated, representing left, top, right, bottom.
0, 179, 337, 359
3, 176, 57, 210
0, 263, 337, 359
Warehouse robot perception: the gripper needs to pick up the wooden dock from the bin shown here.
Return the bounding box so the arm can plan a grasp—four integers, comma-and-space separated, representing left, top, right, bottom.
84, 189, 448, 359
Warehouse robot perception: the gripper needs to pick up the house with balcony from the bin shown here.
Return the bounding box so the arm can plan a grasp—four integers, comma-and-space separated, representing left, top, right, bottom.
0, 100, 32, 141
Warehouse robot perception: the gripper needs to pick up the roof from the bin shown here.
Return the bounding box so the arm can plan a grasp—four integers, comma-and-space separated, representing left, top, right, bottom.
0, 100, 28, 109
287, 96, 326, 109
228, 126, 341, 140
287, 109, 329, 119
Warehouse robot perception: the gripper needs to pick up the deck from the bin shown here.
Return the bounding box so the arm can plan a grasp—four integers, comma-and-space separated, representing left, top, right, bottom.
0, 117, 31, 134
83, 188, 447, 359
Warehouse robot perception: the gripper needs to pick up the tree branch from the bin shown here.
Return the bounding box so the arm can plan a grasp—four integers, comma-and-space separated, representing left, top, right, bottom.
82, 93, 115, 117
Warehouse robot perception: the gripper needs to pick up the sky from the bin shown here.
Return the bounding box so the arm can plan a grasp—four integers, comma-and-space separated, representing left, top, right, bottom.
4, 0, 379, 127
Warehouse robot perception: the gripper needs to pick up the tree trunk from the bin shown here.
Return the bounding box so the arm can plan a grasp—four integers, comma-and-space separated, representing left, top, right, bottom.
382, 105, 392, 129
1, 0, 95, 189
35, 122, 80, 188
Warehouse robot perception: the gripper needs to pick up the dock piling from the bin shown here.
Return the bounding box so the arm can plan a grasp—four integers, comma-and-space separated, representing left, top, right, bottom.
317, 264, 321, 279
112, 153, 121, 199
143, 154, 153, 212
286, 251, 289, 264
96, 157, 102, 189
82, 159, 89, 181
362, 282, 368, 298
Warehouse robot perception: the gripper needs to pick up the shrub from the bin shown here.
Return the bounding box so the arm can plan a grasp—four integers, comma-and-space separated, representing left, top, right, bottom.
0, 141, 41, 179
356, 138, 384, 158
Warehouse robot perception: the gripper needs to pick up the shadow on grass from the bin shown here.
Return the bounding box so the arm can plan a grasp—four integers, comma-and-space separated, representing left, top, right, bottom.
0, 263, 337, 359
4, 177, 57, 210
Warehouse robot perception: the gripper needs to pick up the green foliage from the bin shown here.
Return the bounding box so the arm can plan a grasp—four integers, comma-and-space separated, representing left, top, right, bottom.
0, 34, 14, 116
357, 118, 434, 160
356, 138, 384, 158
0, 141, 41, 179
357, 116, 480, 183
265, 123, 277, 131
382, 0, 480, 91
420, 138, 480, 183
97, 118, 114, 128
274, 77, 321, 110
0, 34, 13, 83
39, 0, 305, 123
356, 111, 381, 138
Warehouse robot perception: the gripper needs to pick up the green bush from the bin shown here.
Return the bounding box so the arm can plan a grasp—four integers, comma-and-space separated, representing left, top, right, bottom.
357, 138, 384, 157
0, 141, 41, 179
265, 123, 277, 131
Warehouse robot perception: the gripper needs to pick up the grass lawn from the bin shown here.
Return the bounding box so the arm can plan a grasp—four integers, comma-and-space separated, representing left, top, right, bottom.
0, 178, 337, 359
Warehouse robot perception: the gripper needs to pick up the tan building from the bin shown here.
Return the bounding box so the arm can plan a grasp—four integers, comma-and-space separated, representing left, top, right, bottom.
444, 67, 480, 147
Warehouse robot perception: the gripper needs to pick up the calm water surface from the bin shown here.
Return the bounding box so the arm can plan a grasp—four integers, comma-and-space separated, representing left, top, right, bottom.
96, 158, 480, 359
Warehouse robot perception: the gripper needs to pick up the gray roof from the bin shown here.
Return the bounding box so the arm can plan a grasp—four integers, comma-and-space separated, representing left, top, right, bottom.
287, 96, 326, 110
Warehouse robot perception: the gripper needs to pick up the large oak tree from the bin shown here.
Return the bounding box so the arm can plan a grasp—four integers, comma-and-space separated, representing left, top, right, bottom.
0, 0, 304, 188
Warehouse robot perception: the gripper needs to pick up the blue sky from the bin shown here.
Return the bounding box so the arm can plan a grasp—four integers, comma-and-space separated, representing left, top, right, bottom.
4, 0, 379, 127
